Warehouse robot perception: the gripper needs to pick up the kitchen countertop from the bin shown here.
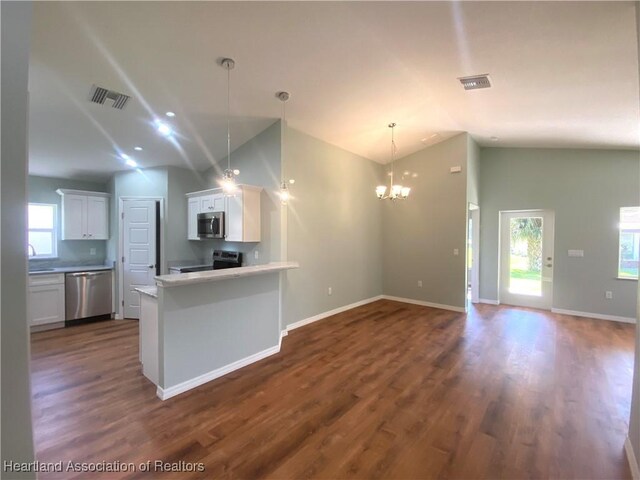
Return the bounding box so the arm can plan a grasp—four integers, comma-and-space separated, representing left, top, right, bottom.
135, 286, 158, 298
28, 265, 113, 275
155, 262, 299, 287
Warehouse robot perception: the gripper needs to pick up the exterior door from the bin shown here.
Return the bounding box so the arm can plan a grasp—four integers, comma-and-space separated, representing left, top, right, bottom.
499, 210, 555, 309
123, 200, 157, 319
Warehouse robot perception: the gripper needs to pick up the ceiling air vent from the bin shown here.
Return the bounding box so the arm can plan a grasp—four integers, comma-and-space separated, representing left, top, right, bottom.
458, 74, 491, 90
89, 84, 131, 110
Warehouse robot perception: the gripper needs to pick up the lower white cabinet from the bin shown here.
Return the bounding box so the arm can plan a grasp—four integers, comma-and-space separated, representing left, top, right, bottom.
28, 273, 65, 329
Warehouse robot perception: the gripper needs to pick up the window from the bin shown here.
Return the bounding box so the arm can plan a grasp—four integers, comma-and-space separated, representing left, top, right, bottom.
618, 206, 640, 279
28, 203, 57, 259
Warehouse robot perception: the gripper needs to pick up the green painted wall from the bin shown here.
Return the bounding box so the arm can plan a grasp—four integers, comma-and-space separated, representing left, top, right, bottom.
382, 133, 470, 309
1, 1, 35, 476
479, 147, 639, 319
28, 175, 109, 267
282, 126, 384, 327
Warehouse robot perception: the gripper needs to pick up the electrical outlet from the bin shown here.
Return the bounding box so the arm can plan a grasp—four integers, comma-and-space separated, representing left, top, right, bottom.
90, 248, 96, 256
453, 249, 459, 256
418, 280, 423, 287
328, 287, 332, 296
605, 291, 613, 299
254, 250, 259, 260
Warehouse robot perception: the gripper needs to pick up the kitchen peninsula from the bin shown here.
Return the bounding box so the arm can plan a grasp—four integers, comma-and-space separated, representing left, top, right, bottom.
136, 262, 298, 400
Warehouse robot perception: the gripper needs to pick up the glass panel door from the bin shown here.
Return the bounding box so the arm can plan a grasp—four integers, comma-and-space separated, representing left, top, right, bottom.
500, 210, 554, 309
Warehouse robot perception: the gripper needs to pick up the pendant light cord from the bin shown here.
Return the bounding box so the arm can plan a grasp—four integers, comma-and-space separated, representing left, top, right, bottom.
390, 124, 395, 187
227, 65, 231, 171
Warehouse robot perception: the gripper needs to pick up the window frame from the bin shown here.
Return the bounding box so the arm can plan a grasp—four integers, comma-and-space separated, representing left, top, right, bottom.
28, 202, 58, 259
617, 206, 639, 281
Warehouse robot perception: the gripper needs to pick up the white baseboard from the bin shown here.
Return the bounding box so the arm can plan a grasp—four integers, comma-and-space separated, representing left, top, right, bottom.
281, 330, 288, 338
286, 295, 384, 332
113, 314, 124, 320
156, 343, 281, 400
479, 298, 499, 305
626, 437, 640, 480
381, 295, 466, 313
551, 308, 636, 324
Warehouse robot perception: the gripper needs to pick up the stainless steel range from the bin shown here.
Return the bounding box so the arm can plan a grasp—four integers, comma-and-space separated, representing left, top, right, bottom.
177, 250, 242, 273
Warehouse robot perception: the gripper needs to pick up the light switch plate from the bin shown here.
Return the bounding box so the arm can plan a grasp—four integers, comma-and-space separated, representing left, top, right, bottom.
450, 166, 462, 173
568, 249, 584, 257
453, 248, 459, 256
254, 250, 259, 260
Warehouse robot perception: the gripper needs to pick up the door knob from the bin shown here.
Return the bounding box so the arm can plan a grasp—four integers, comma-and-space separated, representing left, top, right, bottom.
148, 265, 155, 269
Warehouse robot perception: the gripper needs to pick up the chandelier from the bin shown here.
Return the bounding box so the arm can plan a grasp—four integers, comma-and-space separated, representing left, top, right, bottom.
376, 123, 410, 200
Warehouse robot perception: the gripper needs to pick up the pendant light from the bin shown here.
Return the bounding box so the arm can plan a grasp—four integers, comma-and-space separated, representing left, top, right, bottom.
220, 58, 239, 196
277, 91, 295, 205
376, 123, 410, 200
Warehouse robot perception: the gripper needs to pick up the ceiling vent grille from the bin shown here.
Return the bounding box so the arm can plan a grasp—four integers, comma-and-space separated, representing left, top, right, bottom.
89, 84, 131, 110
458, 74, 491, 90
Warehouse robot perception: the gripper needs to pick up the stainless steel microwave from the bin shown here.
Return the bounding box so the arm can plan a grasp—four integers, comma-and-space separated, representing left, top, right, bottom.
197, 211, 225, 239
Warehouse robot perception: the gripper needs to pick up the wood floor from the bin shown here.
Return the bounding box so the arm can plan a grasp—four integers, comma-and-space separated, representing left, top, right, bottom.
30, 300, 635, 479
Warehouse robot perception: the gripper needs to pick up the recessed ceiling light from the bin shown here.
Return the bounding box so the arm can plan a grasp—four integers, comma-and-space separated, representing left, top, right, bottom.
134, 146, 143, 151
156, 121, 173, 137
125, 158, 137, 168
165, 111, 175, 117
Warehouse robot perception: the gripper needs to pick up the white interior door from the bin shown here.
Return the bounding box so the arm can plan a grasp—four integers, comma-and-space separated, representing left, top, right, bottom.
123, 200, 157, 319
499, 210, 554, 309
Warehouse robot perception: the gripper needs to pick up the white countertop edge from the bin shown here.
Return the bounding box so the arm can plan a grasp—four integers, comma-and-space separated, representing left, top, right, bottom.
135, 286, 158, 298
155, 261, 299, 287
28, 265, 114, 275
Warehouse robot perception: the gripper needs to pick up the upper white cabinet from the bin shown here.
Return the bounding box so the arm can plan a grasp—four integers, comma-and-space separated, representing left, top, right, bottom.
225, 185, 261, 242
186, 185, 262, 242
57, 189, 110, 240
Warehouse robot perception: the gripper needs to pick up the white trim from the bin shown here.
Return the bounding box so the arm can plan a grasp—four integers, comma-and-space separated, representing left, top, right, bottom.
479, 298, 500, 305
156, 344, 281, 400
286, 295, 384, 332
381, 295, 466, 313
113, 314, 124, 320
625, 437, 640, 480
551, 308, 636, 324
56, 188, 111, 198
281, 330, 288, 338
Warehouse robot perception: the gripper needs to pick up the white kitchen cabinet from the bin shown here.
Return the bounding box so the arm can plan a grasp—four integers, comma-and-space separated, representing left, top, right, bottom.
28, 273, 65, 330
225, 185, 262, 242
187, 197, 200, 240
199, 193, 225, 213
186, 186, 262, 242
57, 189, 110, 240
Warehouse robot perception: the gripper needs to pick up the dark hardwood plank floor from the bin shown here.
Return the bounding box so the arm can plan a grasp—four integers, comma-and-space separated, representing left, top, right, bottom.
30, 300, 635, 479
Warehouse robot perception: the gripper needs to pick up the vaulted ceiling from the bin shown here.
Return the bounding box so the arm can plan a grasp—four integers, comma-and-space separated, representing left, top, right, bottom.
29, 1, 639, 181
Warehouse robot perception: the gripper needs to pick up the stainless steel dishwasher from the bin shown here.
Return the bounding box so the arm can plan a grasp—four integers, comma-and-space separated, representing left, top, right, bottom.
65, 270, 113, 321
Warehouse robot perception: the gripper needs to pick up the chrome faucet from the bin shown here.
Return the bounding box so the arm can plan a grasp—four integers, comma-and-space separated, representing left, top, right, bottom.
28, 243, 36, 257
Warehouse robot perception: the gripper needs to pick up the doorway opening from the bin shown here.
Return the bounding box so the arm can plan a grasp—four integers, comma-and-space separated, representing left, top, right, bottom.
118, 198, 163, 319
467, 204, 480, 305
499, 209, 554, 309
